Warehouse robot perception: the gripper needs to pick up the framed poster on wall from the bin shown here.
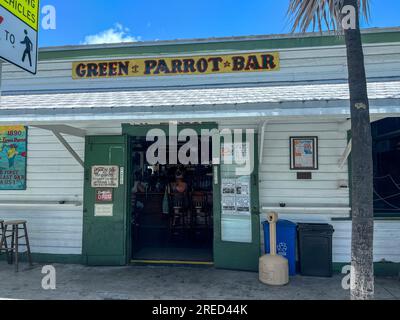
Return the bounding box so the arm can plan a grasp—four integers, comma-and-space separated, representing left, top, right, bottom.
0, 126, 28, 190
290, 136, 318, 170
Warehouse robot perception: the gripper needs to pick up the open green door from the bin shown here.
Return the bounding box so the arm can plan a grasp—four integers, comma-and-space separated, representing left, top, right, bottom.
214, 133, 261, 271
83, 135, 128, 266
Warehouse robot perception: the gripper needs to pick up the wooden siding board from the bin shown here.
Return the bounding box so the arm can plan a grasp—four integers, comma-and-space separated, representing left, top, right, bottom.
2, 43, 400, 93
219, 119, 397, 264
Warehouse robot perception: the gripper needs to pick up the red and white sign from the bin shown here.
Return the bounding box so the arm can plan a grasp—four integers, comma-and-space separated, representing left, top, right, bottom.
96, 189, 113, 202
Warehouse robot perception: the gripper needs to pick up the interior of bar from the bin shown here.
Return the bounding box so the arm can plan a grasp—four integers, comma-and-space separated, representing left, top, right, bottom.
129, 136, 214, 263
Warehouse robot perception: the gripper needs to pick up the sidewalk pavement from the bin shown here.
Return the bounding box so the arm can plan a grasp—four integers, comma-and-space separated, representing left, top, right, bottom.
0, 263, 398, 300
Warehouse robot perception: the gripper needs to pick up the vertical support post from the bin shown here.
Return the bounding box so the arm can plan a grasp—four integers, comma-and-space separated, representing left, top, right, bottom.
258, 121, 268, 165
23, 223, 33, 266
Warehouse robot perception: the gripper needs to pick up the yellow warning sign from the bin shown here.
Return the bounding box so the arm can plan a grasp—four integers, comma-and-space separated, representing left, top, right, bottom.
0, 0, 39, 31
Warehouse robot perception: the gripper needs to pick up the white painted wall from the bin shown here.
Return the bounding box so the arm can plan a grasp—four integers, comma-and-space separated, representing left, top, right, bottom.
258, 120, 400, 263
1, 42, 400, 92
0, 123, 123, 255
259, 121, 349, 206
0, 127, 84, 254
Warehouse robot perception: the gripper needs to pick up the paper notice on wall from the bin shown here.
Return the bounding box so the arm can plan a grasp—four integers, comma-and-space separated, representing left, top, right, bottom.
222, 178, 236, 214
91, 166, 119, 188
236, 195, 250, 214
221, 143, 234, 163
94, 204, 114, 217
222, 195, 236, 214
221, 142, 250, 165
234, 142, 250, 164
222, 179, 236, 195
221, 176, 251, 215
236, 179, 250, 196
294, 139, 314, 168
235, 176, 251, 215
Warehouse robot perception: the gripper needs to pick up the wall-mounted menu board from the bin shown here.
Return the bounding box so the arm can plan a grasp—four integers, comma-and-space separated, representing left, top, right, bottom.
0, 126, 27, 190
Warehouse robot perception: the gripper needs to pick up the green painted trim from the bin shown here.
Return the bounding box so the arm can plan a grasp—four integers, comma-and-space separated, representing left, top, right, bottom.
124, 122, 218, 262
374, 215, 400, 219
332, 216, 400, 221
125, 134, 132, 263
213, 133, 261, 272
333, 262, 400, 277
0, 253, 83, 264
38, 31, 400, 61
122, 123, 218, 136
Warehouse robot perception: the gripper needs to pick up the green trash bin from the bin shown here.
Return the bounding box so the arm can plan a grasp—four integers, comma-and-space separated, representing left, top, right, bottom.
298, 223, 334, 277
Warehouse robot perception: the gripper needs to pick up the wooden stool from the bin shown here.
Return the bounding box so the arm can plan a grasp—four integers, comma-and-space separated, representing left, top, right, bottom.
0, 220, 4, 237
0, 220, 33, 272
0, 220, 11, 264
0, 220, 7, 252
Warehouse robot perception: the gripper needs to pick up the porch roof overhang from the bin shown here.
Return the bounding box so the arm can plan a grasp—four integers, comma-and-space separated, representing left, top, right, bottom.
1, 81, 399, 123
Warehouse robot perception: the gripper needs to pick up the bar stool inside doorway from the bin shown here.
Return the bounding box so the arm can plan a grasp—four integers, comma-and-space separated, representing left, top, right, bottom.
0, 220, 5, 249
0, 220, 33, 272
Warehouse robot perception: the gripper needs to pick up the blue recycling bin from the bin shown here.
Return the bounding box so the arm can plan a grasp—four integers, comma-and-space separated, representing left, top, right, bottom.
263, 219, 297, 276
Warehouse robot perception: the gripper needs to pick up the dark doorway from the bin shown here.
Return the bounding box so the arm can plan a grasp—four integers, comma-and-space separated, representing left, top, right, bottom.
372, 118, 400, 216
129, 136, 214, 263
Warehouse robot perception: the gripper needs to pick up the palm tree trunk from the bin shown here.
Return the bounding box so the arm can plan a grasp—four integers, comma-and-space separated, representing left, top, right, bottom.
343, 0, 374, 300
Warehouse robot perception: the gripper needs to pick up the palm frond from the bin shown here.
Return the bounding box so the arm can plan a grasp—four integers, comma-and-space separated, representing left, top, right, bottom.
287, 0, 370, 33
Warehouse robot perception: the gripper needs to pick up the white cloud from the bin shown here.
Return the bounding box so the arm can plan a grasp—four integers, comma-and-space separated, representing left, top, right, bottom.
82, 23, 140, 45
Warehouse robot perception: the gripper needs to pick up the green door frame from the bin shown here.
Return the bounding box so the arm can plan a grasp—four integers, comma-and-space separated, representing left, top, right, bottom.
122, 122, 218, 262
122, 123, 261, 271
213, 133, 261, 271
83, 135, 129, 266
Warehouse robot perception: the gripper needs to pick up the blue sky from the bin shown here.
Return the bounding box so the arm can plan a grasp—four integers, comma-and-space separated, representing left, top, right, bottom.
39, 0, 400, 47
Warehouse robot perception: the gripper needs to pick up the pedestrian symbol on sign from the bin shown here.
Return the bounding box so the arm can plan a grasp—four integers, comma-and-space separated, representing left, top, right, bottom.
21, 29, 33, 67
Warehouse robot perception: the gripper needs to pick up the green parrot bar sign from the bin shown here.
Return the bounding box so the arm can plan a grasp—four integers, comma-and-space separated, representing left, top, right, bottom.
0, 126, 27, 190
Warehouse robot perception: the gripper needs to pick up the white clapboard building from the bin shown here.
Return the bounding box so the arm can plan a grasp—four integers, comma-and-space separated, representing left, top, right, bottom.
0, 27, 399, 275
